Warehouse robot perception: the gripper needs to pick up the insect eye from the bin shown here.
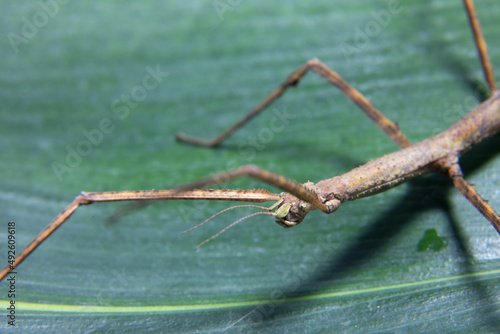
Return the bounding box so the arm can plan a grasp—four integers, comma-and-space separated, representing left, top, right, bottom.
299, 202, 308, 211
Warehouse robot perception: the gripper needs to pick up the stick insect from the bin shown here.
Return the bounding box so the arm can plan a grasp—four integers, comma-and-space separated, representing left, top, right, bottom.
1, 0, 499, 284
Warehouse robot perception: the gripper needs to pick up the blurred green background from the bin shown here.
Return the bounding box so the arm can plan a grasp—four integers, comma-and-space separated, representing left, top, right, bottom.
1, 0, 500, 332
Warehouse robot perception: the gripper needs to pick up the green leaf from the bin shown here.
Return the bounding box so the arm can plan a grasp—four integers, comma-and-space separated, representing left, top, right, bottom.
1, 0, 500, 332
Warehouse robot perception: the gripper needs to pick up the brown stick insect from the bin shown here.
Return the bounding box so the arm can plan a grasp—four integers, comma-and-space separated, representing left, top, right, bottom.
1, 0, 499, 287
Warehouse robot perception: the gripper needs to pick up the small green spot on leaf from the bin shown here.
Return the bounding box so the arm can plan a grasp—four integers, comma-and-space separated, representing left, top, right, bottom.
417, 228, 449, 252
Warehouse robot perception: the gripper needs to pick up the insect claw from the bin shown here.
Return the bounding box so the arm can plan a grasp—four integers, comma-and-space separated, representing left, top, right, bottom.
325, 199, 341, 213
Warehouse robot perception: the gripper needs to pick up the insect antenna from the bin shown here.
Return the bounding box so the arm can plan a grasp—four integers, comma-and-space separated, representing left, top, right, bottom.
194, 211, 278, 250
182, 204, 276, 235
